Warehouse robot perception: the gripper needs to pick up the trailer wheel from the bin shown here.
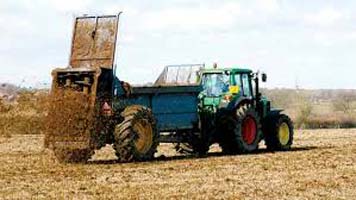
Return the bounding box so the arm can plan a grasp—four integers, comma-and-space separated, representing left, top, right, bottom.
113, 105, 158, 162
53, 148, 93, 163
175, 138, 209, 156
175, 142, 194, 154
264, 114, 294, 151
219, 104, 262, 154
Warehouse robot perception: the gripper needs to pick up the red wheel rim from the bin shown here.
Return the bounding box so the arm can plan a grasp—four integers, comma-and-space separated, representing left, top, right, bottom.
242, 116, 257, 145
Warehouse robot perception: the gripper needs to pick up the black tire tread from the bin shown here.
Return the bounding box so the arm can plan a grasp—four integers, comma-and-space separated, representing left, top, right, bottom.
113, 105, 158, 162
264, 114, 294, 151
219, 104, 262, 154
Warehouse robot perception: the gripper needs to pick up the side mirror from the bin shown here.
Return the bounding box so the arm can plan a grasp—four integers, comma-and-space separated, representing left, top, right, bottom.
262, 73, 267, 82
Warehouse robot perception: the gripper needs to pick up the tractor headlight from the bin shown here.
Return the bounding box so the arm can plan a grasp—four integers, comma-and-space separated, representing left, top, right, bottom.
222, 94, 233, 102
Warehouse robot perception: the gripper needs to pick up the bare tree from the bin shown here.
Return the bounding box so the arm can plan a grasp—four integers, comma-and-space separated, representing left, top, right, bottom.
333, 93, 355, 115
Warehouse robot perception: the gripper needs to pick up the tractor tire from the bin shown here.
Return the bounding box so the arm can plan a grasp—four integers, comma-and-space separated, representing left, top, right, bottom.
264, 114, 294, 151
219, 104, 262, 154
53, 148, 93, 163
113, 105, 158, 162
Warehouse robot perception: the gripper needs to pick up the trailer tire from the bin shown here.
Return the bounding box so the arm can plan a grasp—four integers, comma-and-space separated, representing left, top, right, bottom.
175, 139, 209, 156
175, 142, 195, 154
264, 114, 294, 151
113, 105, 158, 162
219, 104, 262, 154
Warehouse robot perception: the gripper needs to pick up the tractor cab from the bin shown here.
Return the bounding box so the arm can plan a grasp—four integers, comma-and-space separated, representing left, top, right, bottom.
199, 67, 254, 111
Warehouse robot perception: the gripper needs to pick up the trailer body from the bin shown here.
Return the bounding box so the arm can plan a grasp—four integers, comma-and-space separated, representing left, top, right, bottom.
128, 85, 201, 132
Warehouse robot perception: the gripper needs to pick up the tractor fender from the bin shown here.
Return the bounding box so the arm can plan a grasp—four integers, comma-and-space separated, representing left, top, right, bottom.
265, 109, 284, 119
215, 97, 252, 121
262, 109, 284, 128
227, 96, 253, 111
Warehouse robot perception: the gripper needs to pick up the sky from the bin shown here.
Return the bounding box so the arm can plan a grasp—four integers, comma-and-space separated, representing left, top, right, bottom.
0, 0, 356, 89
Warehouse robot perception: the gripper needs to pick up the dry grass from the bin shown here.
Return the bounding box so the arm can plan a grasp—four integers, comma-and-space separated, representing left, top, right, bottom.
0, 88, 355, 199
0, 129, 355, 199
263, 89, 356, 129
0, 91, 47, 137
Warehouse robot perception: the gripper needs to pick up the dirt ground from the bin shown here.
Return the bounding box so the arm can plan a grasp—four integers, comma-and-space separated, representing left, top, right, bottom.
0, 129, 355, 200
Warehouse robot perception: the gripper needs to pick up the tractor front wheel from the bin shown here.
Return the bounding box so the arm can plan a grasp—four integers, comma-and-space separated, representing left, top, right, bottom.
113, 105, 158, 162
264, 114, 294, 151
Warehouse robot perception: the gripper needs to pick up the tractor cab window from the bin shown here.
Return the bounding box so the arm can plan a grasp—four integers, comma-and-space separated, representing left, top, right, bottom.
202, 73, 229, 96
233, 74, 242, 86
241, 73, 252, 97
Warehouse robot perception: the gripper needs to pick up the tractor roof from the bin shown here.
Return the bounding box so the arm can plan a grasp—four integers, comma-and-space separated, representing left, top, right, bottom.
201, 68, 252, 74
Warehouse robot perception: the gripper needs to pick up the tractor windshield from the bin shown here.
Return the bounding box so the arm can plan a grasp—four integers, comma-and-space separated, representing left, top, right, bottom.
202, 73, 229, 96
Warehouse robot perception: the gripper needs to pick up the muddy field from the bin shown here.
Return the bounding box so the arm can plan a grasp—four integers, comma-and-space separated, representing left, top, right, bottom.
0, 129, 355, 199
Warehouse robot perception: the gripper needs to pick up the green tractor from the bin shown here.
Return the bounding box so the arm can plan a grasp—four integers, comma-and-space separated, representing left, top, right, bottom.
191, 65, 294, 154
45, 14, 294, 163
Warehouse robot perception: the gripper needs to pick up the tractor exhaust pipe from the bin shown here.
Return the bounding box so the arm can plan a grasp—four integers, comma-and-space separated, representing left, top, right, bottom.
254, 73, 261, 104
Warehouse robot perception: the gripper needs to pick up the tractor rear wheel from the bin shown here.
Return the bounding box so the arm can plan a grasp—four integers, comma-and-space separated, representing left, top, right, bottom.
113, 105, 158, 162
264, 114, 294, 151
53, 148, 93, 163
219, 104, 262, 154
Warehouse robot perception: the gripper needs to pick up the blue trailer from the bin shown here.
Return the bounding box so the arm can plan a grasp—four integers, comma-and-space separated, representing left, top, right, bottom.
128, 85, 201, 132
117, 64, 205, 146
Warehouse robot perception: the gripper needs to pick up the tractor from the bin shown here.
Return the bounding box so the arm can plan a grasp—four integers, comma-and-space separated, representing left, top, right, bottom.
44, 14, 294, 163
